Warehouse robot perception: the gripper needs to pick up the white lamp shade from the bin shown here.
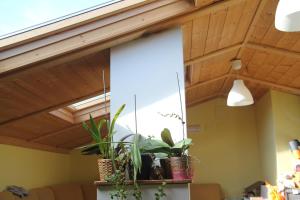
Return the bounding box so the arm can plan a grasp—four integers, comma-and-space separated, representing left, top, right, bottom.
227, 80, 254, 107
275, 0, 300, 32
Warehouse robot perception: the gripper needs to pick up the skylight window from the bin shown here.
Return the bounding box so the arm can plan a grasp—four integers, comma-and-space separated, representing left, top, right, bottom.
0, 0, 121, 39
68, 92, 110, 111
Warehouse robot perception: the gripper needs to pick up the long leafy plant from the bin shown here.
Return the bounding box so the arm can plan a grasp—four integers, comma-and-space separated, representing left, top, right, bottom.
81, 104, 126, 159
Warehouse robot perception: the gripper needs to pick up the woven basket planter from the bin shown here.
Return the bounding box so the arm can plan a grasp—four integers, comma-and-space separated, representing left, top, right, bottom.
97, 158, 113, 181
170, 156, 192, 180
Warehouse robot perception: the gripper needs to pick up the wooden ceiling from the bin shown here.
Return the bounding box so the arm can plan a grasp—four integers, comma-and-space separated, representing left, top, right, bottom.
0, 0, 299, 153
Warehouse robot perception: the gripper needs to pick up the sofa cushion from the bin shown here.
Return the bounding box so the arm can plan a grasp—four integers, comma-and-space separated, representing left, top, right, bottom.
81, 183, 96, 200
30, 187, 55, 200
51, 184, 84, 200
0, 191, 17, 200
190, 183, 224, 200
16, 191, 39, 200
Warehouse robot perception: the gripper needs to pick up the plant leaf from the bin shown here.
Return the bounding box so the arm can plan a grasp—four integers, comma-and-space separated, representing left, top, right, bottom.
172, 138, 192, 149
109, 104, 125, 138
161, 128, 175, 147
140, 138, 171, 154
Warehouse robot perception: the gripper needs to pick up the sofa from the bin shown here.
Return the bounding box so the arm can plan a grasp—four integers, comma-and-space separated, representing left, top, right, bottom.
0, 183, 223, 200
0, 183, 96, 200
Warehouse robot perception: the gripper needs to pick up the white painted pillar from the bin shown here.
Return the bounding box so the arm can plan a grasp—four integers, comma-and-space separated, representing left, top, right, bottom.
110, 27, 187, 142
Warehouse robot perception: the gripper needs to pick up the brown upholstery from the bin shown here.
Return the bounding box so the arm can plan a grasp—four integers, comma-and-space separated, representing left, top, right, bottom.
18, 191, 39, 200
50, 184, 84, 200
81, 184, 97, 200
0, 183, 223, 200
190, 183, 224, 200
0, 191, 16, 200
30, 187, 55, 200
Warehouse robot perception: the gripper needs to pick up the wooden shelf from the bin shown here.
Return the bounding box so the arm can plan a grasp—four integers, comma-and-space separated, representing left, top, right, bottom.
94, 179, 192, 186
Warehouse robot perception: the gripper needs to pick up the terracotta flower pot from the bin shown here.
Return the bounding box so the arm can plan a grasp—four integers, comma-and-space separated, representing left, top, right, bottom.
170, 156, 192, 180
97, 158, 113, 181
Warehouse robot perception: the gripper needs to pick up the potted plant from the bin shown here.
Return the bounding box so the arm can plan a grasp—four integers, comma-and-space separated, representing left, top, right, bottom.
81, 104, 125, 181
161, 128, 192, 180
140, 128, 192, 180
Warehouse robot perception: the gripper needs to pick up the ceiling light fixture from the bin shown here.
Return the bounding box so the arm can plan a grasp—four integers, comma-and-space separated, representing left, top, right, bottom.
275, 0, 300, 32
227, 60, 254, 107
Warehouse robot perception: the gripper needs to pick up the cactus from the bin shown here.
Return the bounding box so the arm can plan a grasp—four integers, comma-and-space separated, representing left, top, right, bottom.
161, 128, 175, 147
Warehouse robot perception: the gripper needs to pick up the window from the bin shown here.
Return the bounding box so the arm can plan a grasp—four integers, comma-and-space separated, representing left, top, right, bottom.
0, 0, 121, 39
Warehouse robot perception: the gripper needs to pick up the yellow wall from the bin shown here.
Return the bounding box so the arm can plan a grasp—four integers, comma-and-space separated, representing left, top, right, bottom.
271, 91, 300, 177
255, 91, 300, 184
187, 98, 262, 199
0, 145, 100, 191
0, 144, 70, 191
255, 91, 277, 185
69, 150, 98, 183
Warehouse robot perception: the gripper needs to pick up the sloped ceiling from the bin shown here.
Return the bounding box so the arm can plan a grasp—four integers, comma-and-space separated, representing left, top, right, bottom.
0, 0, 299, 153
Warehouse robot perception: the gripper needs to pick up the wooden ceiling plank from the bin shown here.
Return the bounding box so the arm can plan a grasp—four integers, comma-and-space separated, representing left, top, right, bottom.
186, 74, 229, 91
246, 43, 300, 60
231, 0, 260, 45
0, 0, 155, 50
237, 0, 269, 58
237, 74, 300, 95
247, 0, 276, 44
190, 14, 210, 59
204, 8, 227, 54
187, 93, 221, 107
31, 124, 83, 143
31, 111, 109, 143
185, 43, 242, 66
218, 2, 244, 49
218, 0, 268, 97
0, 89, 108, 127
193, 0, 216, 7
0, 135, 69, 153
0, 0, 195, 74
0, 0, 247, 76
183, 21, 193, 61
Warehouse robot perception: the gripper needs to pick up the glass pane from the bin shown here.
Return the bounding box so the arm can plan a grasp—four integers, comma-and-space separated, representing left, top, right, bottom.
0, 0, 121, 39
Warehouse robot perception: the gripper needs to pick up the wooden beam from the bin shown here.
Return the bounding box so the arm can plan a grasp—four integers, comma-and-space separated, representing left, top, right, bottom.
187, 73, 300, 96
220, 0, 268, 95
30, 113, 109, 142
0, 0, 195, 74
186, 74, 230, 91
30, 124, 82, 143
237, 0, 269, 58
0, 0, 245, 75
0, 89, 109, 127
185, 44, 242, 66
0, 0, 175, 60
237, 75, 300, 95
0, 0, 155, 50
187, 93, 221, 107
49, 109, 74, 124
0, 136, 70, 154
246, 42, 300, 59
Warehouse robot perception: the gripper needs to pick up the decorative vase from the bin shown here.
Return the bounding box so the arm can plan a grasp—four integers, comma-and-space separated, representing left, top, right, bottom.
170, 156, 192, 180
97, 158, 113, 181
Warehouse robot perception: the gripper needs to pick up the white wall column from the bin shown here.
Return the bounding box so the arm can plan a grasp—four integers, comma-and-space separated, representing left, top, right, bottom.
110, 27, 187, 142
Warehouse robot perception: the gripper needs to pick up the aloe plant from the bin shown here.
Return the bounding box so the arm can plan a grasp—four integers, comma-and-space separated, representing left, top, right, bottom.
81, 104, 125, 159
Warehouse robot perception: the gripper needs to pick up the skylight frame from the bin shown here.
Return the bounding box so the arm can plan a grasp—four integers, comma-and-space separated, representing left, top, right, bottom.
68, 92, 111, 112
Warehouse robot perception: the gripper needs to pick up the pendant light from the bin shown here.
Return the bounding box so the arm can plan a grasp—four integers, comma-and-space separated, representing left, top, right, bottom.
275, 0, 300, 32
227, 60, 254, 107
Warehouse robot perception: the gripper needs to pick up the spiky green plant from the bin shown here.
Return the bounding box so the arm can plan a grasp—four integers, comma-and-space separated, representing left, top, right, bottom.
81, 104, 125, 159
